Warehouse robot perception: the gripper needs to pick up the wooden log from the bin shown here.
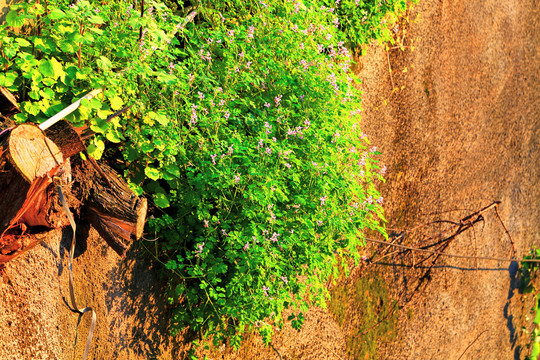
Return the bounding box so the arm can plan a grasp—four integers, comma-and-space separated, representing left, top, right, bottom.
43, 119, 86, 159
0, 124, 63, 236
18, 160, 72, 228
72, 158, 147, 256
0, 86, 19, 119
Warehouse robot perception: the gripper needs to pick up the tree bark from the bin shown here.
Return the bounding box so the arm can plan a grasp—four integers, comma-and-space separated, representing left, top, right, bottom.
72, 158, 147, 256
43, 119, 86, 159
0, 124, 63, 236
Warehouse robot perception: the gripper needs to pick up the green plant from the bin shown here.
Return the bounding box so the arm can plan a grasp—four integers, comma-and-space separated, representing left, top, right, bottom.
0, 0, 411, 352
318, 0, 416, 52
521, 248, 540, 360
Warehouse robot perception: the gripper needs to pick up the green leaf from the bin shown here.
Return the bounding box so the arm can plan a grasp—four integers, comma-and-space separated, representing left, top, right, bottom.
38, 59, 55, 78
0, 72, 18, 87
6, 10, 25, 28
87, 138, 105, 160
40, 88, 55, 100
90, 118, 108, 134
153, 193, 170, 208
145, 167, 161, 181
88, 15, 105, 24
532, 341, 540, 359
97, 56, 113, 71
105, 130, 122, 143
110, 96, 124, 110
23, 101, 41, 116
50, 58, 65, 80
48, 9, 66, 20
15, 38, 31, 47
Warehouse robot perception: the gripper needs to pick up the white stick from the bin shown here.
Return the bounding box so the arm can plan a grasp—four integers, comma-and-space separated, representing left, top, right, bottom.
38, 88, 102, 131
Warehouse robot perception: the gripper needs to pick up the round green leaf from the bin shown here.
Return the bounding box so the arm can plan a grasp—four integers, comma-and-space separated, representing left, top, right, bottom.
153, 193, 170, 208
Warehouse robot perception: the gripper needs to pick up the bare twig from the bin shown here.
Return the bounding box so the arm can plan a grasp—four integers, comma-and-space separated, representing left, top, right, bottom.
270, 343, 282, 360
365, 238, 540, 263
457, 330, 487, 360
494, 205, 517, 258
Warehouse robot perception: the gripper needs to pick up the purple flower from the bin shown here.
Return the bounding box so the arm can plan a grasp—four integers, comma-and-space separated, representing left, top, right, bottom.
243, 242, 249, 250
285, 163, 291, 169
195, 242, 205, 257
274, 95, 283, 107
376, 197, 384, 205
224, 111, 230, 120
234, 174, 241, 184
317, 220, 323, 226
203, 220, 209, 228
197, 91, 205, 100
247, 26, 255, 42
264, 102, 271, 108
262, 286, 270, 296
270, 232, 280, 242
320, 196, 327, 206
264, 121, 272, 134
380, 165, 387, 175
265, 147, 272, 155
211, 154, 217, 165
281, 276, 288, 284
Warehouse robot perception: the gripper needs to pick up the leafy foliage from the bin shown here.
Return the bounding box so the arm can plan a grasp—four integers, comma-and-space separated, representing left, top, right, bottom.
521, 249, 540, 360
0, 0, 408, 351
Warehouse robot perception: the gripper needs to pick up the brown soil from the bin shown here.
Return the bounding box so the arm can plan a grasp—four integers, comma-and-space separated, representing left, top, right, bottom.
0, 0, 538, 359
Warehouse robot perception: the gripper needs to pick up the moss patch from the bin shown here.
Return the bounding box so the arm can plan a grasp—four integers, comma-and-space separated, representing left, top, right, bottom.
329, 274, 398, 359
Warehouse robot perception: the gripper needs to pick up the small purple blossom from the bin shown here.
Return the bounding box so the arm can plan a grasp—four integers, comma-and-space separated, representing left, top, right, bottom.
211, 154, 217, 165
243, 242, 249, 250
264, 102, 271, 108
234, 174, 241, 184
281, 276, 288, 284
262, 285, 270, 296
195, 242, 205, 257
320, 196, 327, 206
264, 121, 272, 134
198, 91, 205, 100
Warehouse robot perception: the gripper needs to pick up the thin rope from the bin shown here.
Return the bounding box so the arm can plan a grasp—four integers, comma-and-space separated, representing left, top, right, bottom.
58, 185, 96, 360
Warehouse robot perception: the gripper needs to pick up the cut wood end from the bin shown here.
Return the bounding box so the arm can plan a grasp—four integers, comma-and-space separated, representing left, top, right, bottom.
9, 124, 63, 182
135, 198, 148, 240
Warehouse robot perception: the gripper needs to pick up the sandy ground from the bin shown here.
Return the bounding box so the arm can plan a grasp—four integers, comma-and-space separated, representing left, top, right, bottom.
0, 0, 538, 359
356, 0, 539, 358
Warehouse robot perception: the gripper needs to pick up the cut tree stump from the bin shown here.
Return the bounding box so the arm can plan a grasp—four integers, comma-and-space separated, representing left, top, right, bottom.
0, 86, 20, 119
72, 159, 147, 256
0, 124, 63, 237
